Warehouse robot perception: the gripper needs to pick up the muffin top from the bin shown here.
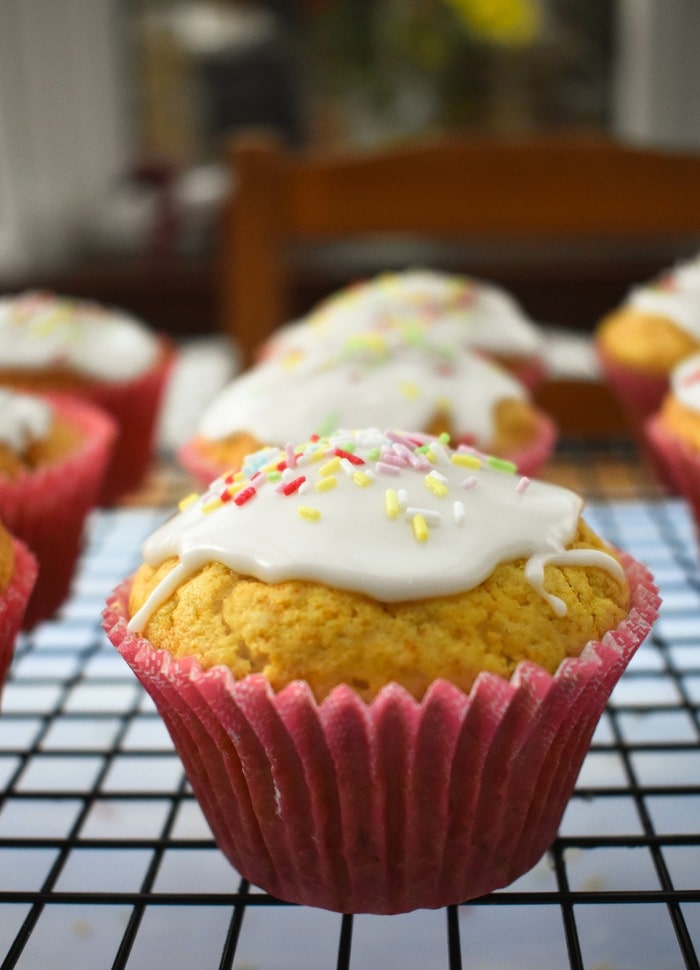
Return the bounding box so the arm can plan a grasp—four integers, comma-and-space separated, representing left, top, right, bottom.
0, 291, 160, 382
263, 269, 543, 363
198, 336, 528, 446
0, 388, 83, 477
128, 429, 628, 701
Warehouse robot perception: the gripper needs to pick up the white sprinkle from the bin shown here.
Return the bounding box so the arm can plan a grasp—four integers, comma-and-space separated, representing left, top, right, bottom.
298, 479, 311, 494
462, 476, 478, 490
405, 507, 442, 527
428, 442, 449, 465
397, 488, 408, 511
281, 467, 296, 483
453, 501, 465, 524
339, 457, 355, 477
516, 476, 531, 494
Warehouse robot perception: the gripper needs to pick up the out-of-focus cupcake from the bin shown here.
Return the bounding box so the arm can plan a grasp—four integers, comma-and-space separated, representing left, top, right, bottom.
646, 351, 700, 513
0, 291, 175, 503
0, 387, 116, 627
0, 518, 37, 693
105, 428, 659, 914
261, 269, 548, 389
179, 333, 556, 487
596, 253, 700, 429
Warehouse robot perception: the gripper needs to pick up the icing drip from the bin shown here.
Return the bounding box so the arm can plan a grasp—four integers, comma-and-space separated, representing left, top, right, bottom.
128, 428, 624, 633
627, 253, 700, 339
0, 291, 159, 381
0, 388, 52, 451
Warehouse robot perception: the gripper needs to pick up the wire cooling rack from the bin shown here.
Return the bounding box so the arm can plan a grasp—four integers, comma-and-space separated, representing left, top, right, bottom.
1, 444, 699, 970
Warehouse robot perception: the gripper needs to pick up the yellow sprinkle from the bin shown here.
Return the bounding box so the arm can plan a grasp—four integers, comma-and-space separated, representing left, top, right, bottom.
412, 513, 429, 542
178, 492, 199, 511
353, 470, 372, 487
319, 456, 341, 477
424, 473, 448, 497
385, 488, 400, 520
233, 470, 245, 482
425, 449, 437, 464
202, 498, 223, 514
298, 506, 321, 521
399, 380, 421, 400
451, 453, 482, 469
315, 475, 337, 493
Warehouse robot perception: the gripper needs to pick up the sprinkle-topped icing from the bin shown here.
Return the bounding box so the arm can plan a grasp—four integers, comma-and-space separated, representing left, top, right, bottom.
0, 388, 52, 452
198, 338, 527, 445
0, 291, 160, 382
129, 428, 623, 632
627, 253, 700, 338
671, 351, 700, 413
264, 269, 543, 363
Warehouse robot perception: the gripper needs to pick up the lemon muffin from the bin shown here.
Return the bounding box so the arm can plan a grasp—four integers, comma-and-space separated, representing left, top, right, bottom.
0, 388, 116, 626
179, 335, 555, 487
262, 268, 547, 387
596, 253, 700, 424
0, 517, 37, 693
0, 291, 174, 502
105, 428, 659, 914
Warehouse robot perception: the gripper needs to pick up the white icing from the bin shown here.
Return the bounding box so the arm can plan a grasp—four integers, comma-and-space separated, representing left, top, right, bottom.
128, 428, 624, 632
265, 269, 543, 361
0, 388, 52, 452
627, 254, 700, 338
0, 291, 160, 382
198, 340, 527, 445
670, 351, 700, 413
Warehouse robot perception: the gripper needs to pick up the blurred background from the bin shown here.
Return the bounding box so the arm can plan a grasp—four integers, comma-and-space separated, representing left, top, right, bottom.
0, 0, 699, 337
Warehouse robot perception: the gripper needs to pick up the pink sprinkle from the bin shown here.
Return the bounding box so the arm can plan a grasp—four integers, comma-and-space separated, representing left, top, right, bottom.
516, 476, 530, 494
462, 476, 478, 490
250, 472, 265, 488
285, 442, 297, 469
376, 461, 400, 476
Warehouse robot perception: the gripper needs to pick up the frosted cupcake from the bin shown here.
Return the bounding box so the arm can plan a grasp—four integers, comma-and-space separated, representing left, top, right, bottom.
0, 388, 116, 627
0, 291, 175, 502
0, 518, 37, 693
105, 428, 659, 914
596, 253, 700, 427
262, 269, 547, 388
646, 351, 700, 515
179, 335, 556, 487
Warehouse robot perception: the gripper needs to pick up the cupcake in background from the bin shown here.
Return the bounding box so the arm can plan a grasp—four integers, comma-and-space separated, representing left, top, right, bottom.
106, 428, 659, 914
596, 253, 700, 430
179, 331, 556, 487
261, 269, 548, 389
0, 518, 37, 693
0, 387, 116, 627
0, 291, 175, 503
646, 351, 700, 517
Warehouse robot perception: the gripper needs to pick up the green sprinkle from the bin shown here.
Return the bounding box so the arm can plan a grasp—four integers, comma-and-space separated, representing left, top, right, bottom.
368, 446, 381, 460
267, 471, 282, 482
438, 432, 451, 445
486, 456, 517, 474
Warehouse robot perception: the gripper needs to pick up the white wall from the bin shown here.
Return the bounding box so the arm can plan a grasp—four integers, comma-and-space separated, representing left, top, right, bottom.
0, 0, 129, 280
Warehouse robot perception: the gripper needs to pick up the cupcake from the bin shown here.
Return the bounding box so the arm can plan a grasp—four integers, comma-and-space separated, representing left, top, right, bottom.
105, 428, 659, 914
179, 334, 556, 487
0, 387, 116, 627
262, 269, 547, 389
646, 351, 700, 514
0, 291, 175, 503
596, 252, 700, 428
0, 518, 38, 692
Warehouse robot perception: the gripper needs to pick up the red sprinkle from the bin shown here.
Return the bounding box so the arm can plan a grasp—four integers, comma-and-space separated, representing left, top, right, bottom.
234, 486, 257, 506
280, 475, 306, 495
333, 448, 365, 465
220, 488, 234, 503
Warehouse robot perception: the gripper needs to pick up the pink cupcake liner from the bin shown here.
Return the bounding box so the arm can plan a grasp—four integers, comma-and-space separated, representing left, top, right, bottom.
645, 415, 700, 527
78, 338, 175, 504
103, 553, 659, 914
0, 392, 117, 628
596, 344, 669, 429
0, 537, 38, 690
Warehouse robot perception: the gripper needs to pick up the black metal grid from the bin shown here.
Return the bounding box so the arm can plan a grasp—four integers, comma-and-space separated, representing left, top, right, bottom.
0, 446, 699, 969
